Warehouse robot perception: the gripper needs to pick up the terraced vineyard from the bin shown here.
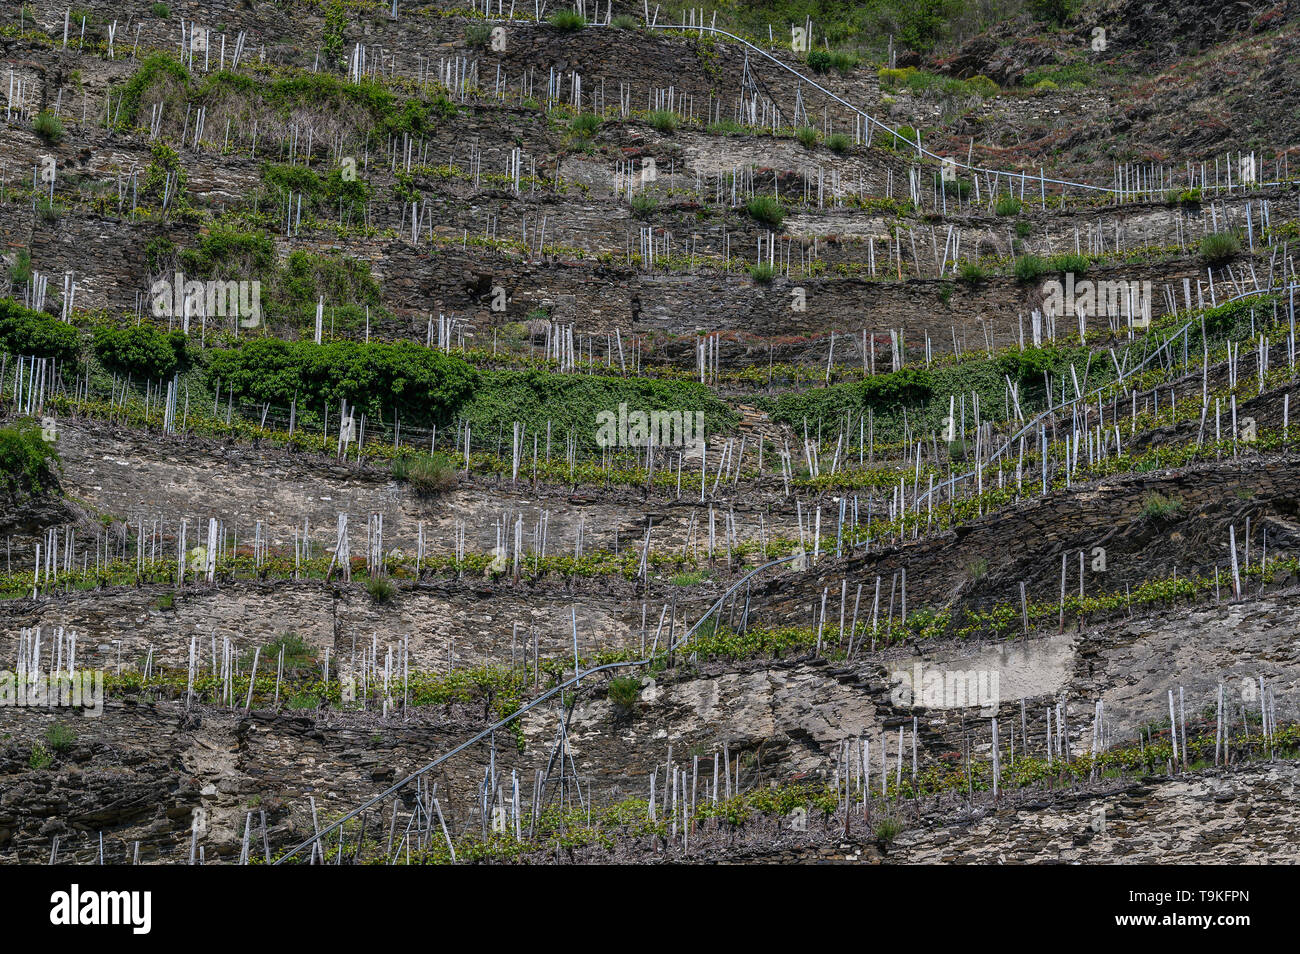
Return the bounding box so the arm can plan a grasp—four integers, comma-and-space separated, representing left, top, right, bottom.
1, 0, 1298, 880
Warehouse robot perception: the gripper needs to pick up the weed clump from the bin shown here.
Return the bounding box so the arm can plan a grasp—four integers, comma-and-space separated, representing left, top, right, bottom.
607, 676, 641, 711
646, 110, 679, 134
1013, 254, 1051, 282
745, 195, 784, 228
1200, 233, 1240, 264
548, 9, 587, 30
33, 110, 64, 143
365, 576, 396, 603
391, 452, 457, 496
1141, 494, 1184, 520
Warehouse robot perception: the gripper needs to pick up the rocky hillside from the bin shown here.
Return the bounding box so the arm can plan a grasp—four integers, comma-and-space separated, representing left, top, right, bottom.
0, 0, 1297, 869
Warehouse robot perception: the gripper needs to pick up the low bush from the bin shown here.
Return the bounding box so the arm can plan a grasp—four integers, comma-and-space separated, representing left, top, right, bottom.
547, 9, 586, 30
886, 125, 920, 153
995, 195, 1022, 216
1141, 494, 1184, 519
8, 250, 32, 284
46, 723, 76, 754
205, 338, 479, 432
1051, 253, 1090, 275
1200, 232, 1240, 264
263, 632, 316, 668
0, 298, 80, 361
745, 195, 784, 227
646, 110, 679, 133
1013, 254, 1051, 282
33, 110, 64, 143
629, 192, 658, 218
391, 451, 457, 495
0, 422, 61, 500
607, 676, 641, 710
28, 743, 52, 770
570, 112, 600, 137
92, 324, 189, 380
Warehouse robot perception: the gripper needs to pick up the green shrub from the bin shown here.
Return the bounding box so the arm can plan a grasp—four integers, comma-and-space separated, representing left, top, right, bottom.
365, 576, 395, 603
0, 298, 80, 362
260, 163, 370, 226
957, 261, 988, 283
745, 195, 785, 228
805, 49, 833, 73
205, 338, 478, 432
826, 132, 851, 154
8, 250, 32, 285
750, 263, 776, 282
264, 632, 316, 668
795, 126, 819, 148
1141, 494, 1184, 519
1051, 253, 1090, 275
995, 195, 1022, 216
321, 0, 347, 64
286, 692, 320, 710
611, 14, 639, 29
0, 422, 60, 500
936, 173, 971, 199
629, 192, 658, 218
829, 50, 859, 74
45, 723, 75, 754
874, 815, 902, 844
1027, 0, 1076, 26
646, 110, 678, 133
28, 743, 52, 770
464, 22, 491, 47
33, 110, 64, 143
995, 345, 1080, 386
548, 9, 587, 30
92, 324, 189, 380
1200, 232, 1240, 264
671, 569, 709, 586
109, 54, 191, 128
607, 675, 641, 710
1013, 254, 1051, 282
391, 451, 457, 496
771, 368, 934, 427
897, 0, 962, 52
463, 368, 735, 445
706, 118, 746, 136
887, 125, 920, 153
805, 48, 859, 74
150, 2, 170, 16
881, 66, 997, 98
570, 112, 600, 137
175, 225, 275, 278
